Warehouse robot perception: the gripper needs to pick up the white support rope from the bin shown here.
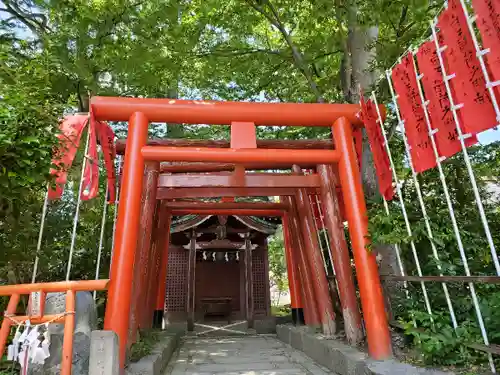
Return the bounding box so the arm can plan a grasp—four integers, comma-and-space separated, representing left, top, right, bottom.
431, 20, 500, 276
93, 183, 109, 300
31, 190, 49, 284
459, 0, 500, 124
378, 75, 434, 319
65, 125, 91, 281
431, 20, 495, 372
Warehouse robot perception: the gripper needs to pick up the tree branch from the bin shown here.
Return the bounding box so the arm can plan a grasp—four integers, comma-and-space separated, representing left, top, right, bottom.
245, 0, 325, 102
313, 50, 343, 61
193, 48, 287, 58
2, 0, 49, 34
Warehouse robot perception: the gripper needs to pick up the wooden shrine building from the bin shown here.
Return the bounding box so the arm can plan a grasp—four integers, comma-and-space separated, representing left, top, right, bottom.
160, 214, 279, 329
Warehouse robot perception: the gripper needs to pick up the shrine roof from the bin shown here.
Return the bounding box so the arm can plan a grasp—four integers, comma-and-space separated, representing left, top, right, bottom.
171, 214, 280, 234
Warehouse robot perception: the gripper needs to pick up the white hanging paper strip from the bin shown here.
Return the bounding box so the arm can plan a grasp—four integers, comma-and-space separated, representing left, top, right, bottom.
7, 345, 14, 361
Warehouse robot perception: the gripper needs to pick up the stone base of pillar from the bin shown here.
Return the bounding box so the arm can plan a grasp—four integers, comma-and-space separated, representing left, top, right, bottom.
292, 308, 305, 325
152, 310, 164, 329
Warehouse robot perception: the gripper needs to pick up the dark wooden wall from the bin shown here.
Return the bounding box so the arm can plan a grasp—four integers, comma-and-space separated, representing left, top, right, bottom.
164, 245, 270, 321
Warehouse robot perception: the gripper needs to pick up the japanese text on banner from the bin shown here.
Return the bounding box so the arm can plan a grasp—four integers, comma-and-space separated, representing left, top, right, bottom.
392, 54, 436, 173
438, 0, 498, 134
416, 41, 477, 158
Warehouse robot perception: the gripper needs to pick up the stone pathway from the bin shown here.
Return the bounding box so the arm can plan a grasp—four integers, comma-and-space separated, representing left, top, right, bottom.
164, 335, 335, 375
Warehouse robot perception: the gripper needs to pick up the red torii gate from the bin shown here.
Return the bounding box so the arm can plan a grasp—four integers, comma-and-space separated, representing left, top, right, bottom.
91, 97, 391, 370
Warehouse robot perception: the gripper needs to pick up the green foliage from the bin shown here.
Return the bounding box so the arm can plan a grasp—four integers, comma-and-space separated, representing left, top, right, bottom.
368, 141, 500, 368
402, 311, 477, 366
0, 46, 64, 216
271, 304, 291, 317
129, 330, 161, 363
267, 226, 289, 306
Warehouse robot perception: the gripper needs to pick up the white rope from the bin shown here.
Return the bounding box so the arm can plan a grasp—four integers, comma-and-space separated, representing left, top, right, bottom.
31, 190, 49, 284
4, 311, 74, 327
66, 121, 91, 281
94, 183, 109, 300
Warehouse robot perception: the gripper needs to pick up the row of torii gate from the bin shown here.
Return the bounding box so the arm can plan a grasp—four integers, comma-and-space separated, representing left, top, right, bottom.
0, 97, 392, 373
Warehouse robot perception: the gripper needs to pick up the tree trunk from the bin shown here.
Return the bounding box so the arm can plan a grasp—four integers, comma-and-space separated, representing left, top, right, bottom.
341, 1, 400, 324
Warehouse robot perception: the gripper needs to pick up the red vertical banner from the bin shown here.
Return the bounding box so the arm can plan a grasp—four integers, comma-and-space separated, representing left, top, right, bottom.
392, 54, 436, 173
359, 96, 395, 201
48, 115, 88, 200
416, 42, 478, 158
438, 0, 497, 134
96, 120, 117, 203
81, 120, 99, 200
471, 0, 500, 83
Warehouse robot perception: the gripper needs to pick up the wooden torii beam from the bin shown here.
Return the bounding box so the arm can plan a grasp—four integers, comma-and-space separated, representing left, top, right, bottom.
115, 138, 335, 154
156, 187, 322, 199
157, 173, 320, 189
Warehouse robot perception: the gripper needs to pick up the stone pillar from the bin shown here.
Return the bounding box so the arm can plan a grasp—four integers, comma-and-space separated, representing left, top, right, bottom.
89, 331, 119, 375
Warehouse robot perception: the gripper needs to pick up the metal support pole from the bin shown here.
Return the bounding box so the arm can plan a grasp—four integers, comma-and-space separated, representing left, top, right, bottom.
459, 0, 500, 123
388, 56, 462, 328
94, 183, 109, 300
317, 164, 364, 344
431, 21, 496, 372
66, 128, 91, 281
32, 190, 49, 283
384, 73, 447, 324
332, 116, 392, 359
104, 112, 149, 370
431, 20, 500, 276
